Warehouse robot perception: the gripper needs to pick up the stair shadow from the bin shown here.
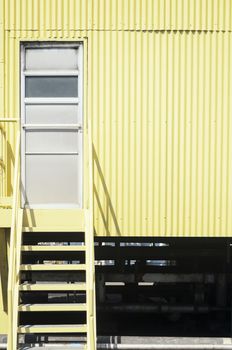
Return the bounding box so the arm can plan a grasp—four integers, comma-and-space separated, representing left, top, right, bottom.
0, 126, 6, 195
0, 228, 8, 312
21, 199, 37, 231
93, 146, 121, 237
98, 335, 121, 344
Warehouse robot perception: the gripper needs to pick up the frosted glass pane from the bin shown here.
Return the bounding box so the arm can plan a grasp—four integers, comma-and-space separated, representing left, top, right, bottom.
25, 155, 80, 205
26, 48, 78, 70
25, 105, 79, 124
25, 77, 78, 97
26, 130, 79, 153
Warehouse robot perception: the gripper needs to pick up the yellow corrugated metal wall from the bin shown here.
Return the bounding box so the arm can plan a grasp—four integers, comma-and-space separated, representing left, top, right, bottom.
1, 0, 232, 237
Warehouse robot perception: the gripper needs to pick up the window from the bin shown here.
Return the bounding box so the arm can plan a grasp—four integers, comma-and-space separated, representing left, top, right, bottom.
25, 76, 78, 98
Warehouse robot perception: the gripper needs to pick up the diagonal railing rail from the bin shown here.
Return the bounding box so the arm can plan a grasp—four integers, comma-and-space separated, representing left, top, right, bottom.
7, 131, 23, 350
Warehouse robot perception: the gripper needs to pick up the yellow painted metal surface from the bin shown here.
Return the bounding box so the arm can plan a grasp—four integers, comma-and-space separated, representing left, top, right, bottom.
2, 0, 232, 32
20, 264, 87, 271
18, 303, 87, 312
23, 208, 85, 231
18, 324, 88, 334
19, 283, 86, 291
1, 0, 232, 237
0, 209, 12, 227
21, 245, 86, 251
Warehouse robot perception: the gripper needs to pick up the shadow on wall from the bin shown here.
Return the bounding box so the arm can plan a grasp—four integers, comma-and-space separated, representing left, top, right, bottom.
21, 204, 36, 232
0, 125, 7, 197
0, 123, 18, 197
0, 228, 9, 313
20, 175, 37, 231
6, 140, 14, 196
93, 145, 121, 237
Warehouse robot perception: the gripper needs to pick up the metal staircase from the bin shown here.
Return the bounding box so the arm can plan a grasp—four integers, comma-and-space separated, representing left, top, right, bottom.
7, 123, 96, 349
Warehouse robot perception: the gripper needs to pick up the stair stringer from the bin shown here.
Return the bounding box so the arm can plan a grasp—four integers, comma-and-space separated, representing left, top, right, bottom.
8, 208, 23, 350
85, 208, 97, 350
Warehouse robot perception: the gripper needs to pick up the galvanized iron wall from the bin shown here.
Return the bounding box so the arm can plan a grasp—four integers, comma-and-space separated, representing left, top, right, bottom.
3, 0, 232, 31
1, 0, 232, 237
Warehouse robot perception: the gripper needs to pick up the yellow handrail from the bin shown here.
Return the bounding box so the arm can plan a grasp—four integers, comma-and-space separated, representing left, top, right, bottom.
86, 116, 97, 350
7, 131, 22, 350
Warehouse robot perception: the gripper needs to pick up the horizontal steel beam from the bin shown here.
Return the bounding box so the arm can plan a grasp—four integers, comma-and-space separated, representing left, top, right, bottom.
97, 304, 224, 314
97, 346, 232, 350
102, 273, 215, 283
1, 344, 232, 350
1, 342, 232, 350
95, 246, 227, 259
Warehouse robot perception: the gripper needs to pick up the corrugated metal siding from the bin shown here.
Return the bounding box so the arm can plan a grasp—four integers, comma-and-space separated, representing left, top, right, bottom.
91, 31, 232, 237
1, 0, 232, 237
3, 0, 232, 31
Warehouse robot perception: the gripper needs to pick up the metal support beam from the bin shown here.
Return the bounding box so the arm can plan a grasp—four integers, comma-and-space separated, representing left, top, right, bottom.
97, 304, 225, 313
96, 346, 232, 350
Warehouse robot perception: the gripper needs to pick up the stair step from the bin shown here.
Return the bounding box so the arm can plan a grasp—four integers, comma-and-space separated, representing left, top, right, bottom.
19, 283, 86, 291
20, 264, 86, 271
18, 303, 87, 312
19, 346, 87, 350
23, 226, 85, 232
21, 245, 86, 251
18, 324, 87, 333
22, 209, 85, 233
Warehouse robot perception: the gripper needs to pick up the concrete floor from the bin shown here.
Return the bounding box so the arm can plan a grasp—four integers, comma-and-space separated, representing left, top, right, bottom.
97, 337, 232, 344
2, 334, 232, 347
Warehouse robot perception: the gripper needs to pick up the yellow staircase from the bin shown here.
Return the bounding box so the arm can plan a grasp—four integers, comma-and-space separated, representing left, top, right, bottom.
8, 210, 96, 350
7, 127, 96, 349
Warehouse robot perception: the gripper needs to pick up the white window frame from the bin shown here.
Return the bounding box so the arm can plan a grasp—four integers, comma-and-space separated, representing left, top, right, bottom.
20, 42, 84, 208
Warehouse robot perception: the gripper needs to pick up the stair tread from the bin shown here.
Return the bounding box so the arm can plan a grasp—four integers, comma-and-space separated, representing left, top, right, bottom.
20, 264, 86, 271
19, 283, 86, 291
18, 324, 87, 333
21, 245, 86, 251
18, 303, 87, 311
19, 347, 86, 350
23, 226, 85, 232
